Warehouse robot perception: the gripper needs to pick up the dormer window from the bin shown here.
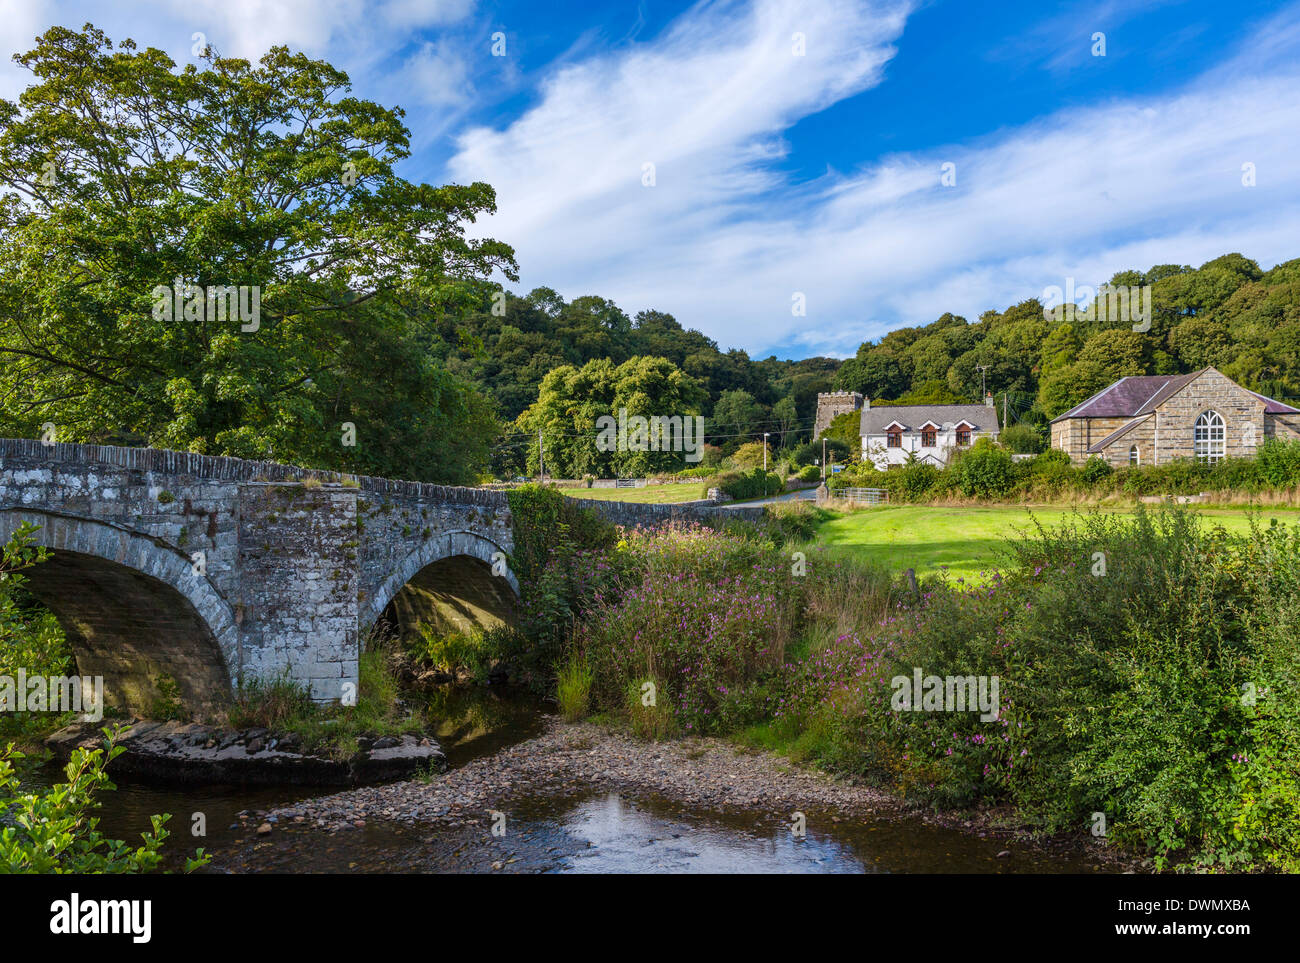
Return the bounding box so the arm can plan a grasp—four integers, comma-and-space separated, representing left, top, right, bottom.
921, 428, 936, 448
956, 427, 971, 446
886, 428, 902, 448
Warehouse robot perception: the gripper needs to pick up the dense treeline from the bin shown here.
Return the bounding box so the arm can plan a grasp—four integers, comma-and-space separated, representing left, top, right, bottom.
834, 253, 1300, 424
432, 289, 839, 425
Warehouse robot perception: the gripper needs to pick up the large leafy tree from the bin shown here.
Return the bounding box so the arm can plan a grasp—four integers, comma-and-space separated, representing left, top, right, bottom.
518, 356, 705, 478
0, 25, 515, 482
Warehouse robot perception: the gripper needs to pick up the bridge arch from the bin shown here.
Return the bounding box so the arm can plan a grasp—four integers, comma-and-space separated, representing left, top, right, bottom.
363, 530, 520, 645
0, 510, 237, 717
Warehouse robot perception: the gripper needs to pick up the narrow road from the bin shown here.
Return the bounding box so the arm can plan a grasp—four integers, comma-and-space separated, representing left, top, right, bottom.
718, 487, 819, 508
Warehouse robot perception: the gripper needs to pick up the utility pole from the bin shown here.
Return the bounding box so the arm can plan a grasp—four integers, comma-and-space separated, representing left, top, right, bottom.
763, 432, 770, 495
822, 437, 827, 482
975, 364, 989, 400
1003, 392, 1009, 430
538, 427, 544, 482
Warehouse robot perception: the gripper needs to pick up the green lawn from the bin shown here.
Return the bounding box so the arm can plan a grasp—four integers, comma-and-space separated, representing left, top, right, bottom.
816, 505, 1300, 581
563, 483, 706, 504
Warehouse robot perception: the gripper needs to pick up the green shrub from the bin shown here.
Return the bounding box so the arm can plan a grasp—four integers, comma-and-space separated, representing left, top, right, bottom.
580, 524, 801, 735
953, 442, 1015, 498
1254, 439, 1300, 488
148, 673, 187, 722
717, 468, 782, 500
797, 464, 821, 483
0, 733, 209, 873
1001, 423, 1045, 454
1080, 455, 1113, 484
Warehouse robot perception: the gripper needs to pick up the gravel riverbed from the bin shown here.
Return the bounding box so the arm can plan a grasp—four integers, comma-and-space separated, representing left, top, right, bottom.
260, 717, 899, 832
248, 718, 1137, 871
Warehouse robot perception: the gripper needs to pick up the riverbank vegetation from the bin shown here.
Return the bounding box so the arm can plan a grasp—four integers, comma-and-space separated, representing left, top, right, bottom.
536, 502, 1300, 872
226, 640, 425, 760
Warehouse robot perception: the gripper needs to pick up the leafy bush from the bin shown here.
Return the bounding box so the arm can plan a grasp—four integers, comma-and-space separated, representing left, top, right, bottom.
729, 441, 771, 470
797, 464, 821, 483
1001, 422, 1045, 454
1080, 455, 1113, 484
791, 442, 820, 467
716, 468, 782, 500
0, 733, 209, 873
1255, 439, 1300, 487
953, 441, 1015, 498
579, 524, 801, 735
506, 485, 619, 681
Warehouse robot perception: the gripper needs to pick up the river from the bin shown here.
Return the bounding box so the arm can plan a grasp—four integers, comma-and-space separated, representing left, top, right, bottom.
19, 688, 1105, 874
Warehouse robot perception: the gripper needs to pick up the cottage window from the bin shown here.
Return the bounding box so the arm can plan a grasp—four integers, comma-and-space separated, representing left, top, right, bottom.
956, 427, 971, 446
886, 428, 902, 448
921, 428, 936, 448
1194, 410, 1225, 464
1129, 445, 1139, 465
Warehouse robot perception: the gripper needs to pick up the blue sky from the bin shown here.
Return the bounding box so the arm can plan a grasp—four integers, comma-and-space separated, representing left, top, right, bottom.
2, 0, 1298, 359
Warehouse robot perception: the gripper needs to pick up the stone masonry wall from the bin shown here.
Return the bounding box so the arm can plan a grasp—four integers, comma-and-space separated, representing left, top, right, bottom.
1151, 370, 1265, 465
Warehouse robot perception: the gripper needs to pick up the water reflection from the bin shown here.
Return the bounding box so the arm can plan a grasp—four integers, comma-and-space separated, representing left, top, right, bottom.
13, 685, 1104, 874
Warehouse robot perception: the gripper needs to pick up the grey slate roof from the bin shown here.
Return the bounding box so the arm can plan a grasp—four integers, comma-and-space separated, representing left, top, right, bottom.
1052, 368, 1300, 423
861, 404, 998, 435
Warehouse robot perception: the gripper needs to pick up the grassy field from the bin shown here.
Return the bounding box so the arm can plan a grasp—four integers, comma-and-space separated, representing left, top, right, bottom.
816, 504, 1300, 581
563, 483, 705, 504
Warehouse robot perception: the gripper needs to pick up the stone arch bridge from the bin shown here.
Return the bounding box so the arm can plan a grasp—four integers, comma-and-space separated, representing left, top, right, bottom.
0, 439, 523, 716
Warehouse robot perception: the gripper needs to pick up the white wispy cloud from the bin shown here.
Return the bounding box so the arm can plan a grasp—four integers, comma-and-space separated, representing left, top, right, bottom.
4, 0, 1298, 360
447, 0, 1300, 356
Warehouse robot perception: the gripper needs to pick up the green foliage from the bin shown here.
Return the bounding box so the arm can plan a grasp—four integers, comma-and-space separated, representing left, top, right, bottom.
823, 410, 863, 460
714, 468, 782, 500
0, 523, 73, 741
1, 733, 209, 873
505, 485, 619, 682
952, 441, 1015, 498
516, 356, 706, 478
0, 25, 511, 483
797, 464, 822, 483
226, 674, 316, 733
579, 524, 801, 735
226, 640, 421, 759
556, 651, 594, 722
626, 677, 677, 741
778, 508, 1300, 870
729, 440, 771, 470
1080, 455, 1114, 484
148, 673, 186, 722
1000, 422, 1044, 454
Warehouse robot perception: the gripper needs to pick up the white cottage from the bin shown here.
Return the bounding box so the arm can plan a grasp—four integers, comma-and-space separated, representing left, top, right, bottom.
860, 398, 1000, 469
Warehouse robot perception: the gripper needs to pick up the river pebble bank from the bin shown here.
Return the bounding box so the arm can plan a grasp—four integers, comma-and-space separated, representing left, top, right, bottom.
255, 718, 1139, 871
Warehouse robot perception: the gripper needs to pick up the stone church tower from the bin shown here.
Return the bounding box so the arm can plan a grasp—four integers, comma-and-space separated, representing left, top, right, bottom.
814, 391, 864, 439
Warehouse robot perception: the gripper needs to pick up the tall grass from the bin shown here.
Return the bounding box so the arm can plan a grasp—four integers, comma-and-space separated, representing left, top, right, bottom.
556, 650, 594, 722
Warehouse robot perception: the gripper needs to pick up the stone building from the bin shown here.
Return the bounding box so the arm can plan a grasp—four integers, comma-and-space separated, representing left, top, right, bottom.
1049, 367, 1300, 466
814, 391, 864, 439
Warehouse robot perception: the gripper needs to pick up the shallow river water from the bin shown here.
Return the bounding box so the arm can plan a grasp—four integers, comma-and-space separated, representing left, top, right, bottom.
24, 688, 1104, 874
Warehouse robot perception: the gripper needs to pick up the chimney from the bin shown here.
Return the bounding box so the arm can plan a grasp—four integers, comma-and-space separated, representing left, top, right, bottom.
863, 396, 870, 410
985, 393, 995, 408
